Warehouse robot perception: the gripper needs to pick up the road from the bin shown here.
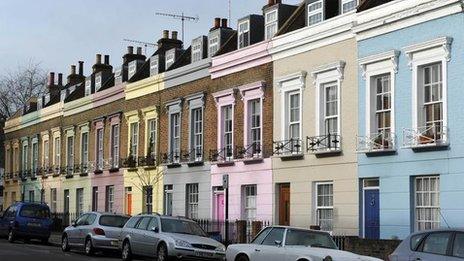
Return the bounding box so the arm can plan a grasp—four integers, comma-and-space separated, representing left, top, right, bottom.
0, 239, 124, 261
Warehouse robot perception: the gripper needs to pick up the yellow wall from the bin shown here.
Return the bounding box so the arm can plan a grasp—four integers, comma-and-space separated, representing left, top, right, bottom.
3, 181, 20, 209
125, 74, 164, 100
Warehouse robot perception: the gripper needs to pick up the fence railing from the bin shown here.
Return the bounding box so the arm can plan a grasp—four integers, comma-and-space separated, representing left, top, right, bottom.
403, 124, 449, 148
273, 139, 303, 156
357, 132, 396, 153
307, 134, 342, 153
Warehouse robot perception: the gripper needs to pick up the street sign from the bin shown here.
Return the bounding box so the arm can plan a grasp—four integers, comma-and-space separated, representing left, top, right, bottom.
222, 174, 229, 189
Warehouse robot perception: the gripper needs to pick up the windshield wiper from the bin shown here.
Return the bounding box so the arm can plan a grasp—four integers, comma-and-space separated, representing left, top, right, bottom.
310, 244, 336, 249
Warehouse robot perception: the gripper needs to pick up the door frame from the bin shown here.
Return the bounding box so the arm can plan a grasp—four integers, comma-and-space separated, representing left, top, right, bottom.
213, 187, 225, 220
277, 183, 290, 226
362, 183, 379, 239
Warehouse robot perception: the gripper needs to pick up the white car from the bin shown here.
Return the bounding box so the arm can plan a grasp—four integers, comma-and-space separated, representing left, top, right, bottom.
226, 226, 382, 261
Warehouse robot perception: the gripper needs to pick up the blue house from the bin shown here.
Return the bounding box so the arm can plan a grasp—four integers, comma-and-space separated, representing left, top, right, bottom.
355, 0, 464, 239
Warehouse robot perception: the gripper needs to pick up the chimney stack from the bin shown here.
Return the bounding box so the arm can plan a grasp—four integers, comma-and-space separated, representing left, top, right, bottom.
128, 46, 134, 54
222, 18, 228, 28
163, 30, 169, 39
70, 65, 76, 75
104, 55, 110, 65
48, 72, 55, 86
136, 47, 142, 55
58, 73, 63, 86
214, 17, 221, 28
171, 31, 178, 40
268, 0, 274, 5
78, 61, 84, 75
96, 54, 102, 64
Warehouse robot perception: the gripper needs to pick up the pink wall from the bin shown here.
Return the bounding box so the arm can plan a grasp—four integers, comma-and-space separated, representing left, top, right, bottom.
211, 158, 273, 222
91, 170, 124, 214
92, 83, 125, 107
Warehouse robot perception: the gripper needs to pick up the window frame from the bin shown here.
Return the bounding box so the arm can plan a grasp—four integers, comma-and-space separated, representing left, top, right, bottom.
165, 49, 175, 70
243, 185, 257, 221
21, 141, 28, 173
265, 8, 278, 40
315, 181, 334, 232
208, 32, 219, 57
238, 19, 250, 49
414, 176, 440, 232
110, 124, 120, 168
191, 38, 203, 63
105, 185, 115, 213
341, 0, 357, 14
96, 128, 104, 170
147, 118, 157, 158
53, 136, 61, 167
307, 0, 324, 26
186, 183, 199, 219
222, 104, 234, 158
129, 122, 139, 159
66, 135, 74, 171
190, 107, 203, 161
76, 188, 84, 216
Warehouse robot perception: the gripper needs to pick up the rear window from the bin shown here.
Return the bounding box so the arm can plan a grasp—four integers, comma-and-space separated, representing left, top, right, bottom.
99, 215, 129, 228
411, 233, 426, 250
19, 205, 50, 219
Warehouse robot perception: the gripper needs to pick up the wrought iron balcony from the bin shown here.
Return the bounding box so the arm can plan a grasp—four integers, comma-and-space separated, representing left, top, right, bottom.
357, 132, 396, 153
209, 147, 234, 163
121, 156, 138, 169
181, 148, 203, 164
64, 165, 76, 177
138, 155, 157, 167
162, 150, 182, 165
273, 139, 303, 156
403, 124, 449, 150
52, 165, 63, 176
106, 158, 120, 170
307, 134, 342, 155
235, 142, 262, 160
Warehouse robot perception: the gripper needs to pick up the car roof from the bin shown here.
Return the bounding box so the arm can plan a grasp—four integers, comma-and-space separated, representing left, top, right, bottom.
265, 225, 331, 234
84, 211, 130, 217
133, 213, 193, 222
408, 228, 464, 237
14, 201, 49, 207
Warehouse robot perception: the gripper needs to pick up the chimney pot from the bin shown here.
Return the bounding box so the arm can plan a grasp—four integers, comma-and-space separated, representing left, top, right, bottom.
96, 54, 102, 64
163, 30, 169, 39
128, 46, 134, 54
58, 73, 63, 86
104, 55, 110, 65
214, 17, 221, 28
276, 0, 281, 4
171, 31, 178, 40
78, 61, 84, 75
136, 47, 142, 55
70, 65, 76, 75
268, 0, 274, 5
48, 72, 55, 86
222, 18, 228, 28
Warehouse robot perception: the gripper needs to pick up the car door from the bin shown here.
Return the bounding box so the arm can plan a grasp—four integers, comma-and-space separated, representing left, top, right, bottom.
448, 232, 464, 261
78, 213, 97, 245
68, 214, 88, 245
141, 217, 160, 257
409, 231, 453, 261
132, 217, 152, 256
252, 227, 287, 261
0, 207, 11, 235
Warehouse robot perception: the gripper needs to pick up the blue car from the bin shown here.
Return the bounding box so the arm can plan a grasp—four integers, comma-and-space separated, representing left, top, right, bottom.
0, 202, 53, 244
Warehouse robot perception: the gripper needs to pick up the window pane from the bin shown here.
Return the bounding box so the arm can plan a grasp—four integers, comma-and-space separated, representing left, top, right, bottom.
422, 232, 451, 255
453, 233, 464, 258
262, 228, 285, 246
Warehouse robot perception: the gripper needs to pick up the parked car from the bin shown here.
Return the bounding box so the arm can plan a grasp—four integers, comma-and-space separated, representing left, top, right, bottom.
61, 212, 129, 255
0, 201, 53, 244
226, 226, 382, 261
388, 228, 464, 261
119, 214, 226, 261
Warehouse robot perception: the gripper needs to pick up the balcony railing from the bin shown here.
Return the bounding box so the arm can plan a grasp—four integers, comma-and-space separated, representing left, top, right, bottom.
181, 148, 203, 164
209, 146, 234, 163
307, 134, 341, 154
273, 139, 303, 156
162, 150, 182, 165
403, 124, 449, 149
138, 155, 157, 167
106, 158, 120, 170
235, 142, 262, 160
357, 132, 396, 153
120, 156, 138, 169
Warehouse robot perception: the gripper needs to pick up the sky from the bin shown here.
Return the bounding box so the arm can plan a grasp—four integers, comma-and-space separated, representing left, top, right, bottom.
0, 0, 301, 76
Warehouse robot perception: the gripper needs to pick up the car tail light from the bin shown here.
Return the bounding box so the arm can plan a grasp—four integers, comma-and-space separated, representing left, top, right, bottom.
93, 228, 105, 236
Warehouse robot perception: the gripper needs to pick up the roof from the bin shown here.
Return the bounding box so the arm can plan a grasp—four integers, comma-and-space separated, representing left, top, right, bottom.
357, 0, 394, 12
275, 2, 306, 36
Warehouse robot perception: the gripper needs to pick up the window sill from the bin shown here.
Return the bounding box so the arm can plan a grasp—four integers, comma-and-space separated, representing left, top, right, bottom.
65, 174, 74, 179
109, 168, 120, 173
277, 154, 304, 161
166, 163, 181, 169
364, 149, 397, 157
216, 161, 235, 167
52, 173, 61, 178
187, 161, 204, 167
311, 149, 342, 158
80, 172, 89, 177
94, 170, 103, 175
243, 158, 264, 165
411, 142, 449, 152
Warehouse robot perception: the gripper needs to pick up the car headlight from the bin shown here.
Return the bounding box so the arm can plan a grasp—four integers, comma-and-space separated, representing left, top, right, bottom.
175, 239, 192, 248
215, 245, 226, 252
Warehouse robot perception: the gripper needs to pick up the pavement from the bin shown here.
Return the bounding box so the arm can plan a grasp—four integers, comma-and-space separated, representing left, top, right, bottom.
49, 232, 62, 247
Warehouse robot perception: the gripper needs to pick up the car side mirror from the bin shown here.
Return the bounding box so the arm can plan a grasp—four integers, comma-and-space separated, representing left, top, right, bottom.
151, 226, 159, 233
71, 221, 77, 227
275, 240, 282, 247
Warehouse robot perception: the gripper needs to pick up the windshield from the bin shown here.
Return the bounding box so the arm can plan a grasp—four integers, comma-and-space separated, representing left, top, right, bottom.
285, 229, 337, 249
19, 205, 50, 219
99, 215, 129, 228
160, 218, 207, 237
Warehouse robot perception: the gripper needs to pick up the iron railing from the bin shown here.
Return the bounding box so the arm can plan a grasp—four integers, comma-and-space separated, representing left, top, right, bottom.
209, 146, 234, 163
235, 142, 262, 159
162, 150, 181, 165
181, 148, 203, 163
403, 124, 448, 148
120, 156, 138, 168
137, 155, 157, 167
273, 139, 303, 156
357, 132, 396, 153
307, 134, 341, 153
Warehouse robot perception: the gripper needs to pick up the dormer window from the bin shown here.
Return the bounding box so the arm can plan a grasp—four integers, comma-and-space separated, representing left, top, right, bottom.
208, 34, 219, 57
128, 60, 137, 79
150, 56, 159, 76
191, 37, 204, 63
341, 0, 357, 13
265, 9, 278, 40
307, 0, 324, 26
238, 20, 250, 49
85, 79, 92, 96
165, 50, 175, 69
95, 74, 102, 91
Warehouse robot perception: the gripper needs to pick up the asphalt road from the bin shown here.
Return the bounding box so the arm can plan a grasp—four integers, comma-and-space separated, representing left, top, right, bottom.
0, 239, 123, 261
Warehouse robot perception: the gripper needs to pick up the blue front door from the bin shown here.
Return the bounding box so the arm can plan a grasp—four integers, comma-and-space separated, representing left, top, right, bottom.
364, 189, 380, 239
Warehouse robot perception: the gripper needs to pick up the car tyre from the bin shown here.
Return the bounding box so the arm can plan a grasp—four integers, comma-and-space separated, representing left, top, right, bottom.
157, 243, 168, 261
236, 254, 250, 261
84, 237, 95, 256
122, 241, 133, 261
7, 229, 16, 243
61, 235, 70, 252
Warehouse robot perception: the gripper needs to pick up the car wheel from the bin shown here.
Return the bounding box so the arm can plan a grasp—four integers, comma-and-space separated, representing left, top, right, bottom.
236, 254, 250, 261
7, 230, 16, 243
84, 238, 94, 256
157, 243, 168, 261
61, 235, 70, 252
122, 241, 132, 261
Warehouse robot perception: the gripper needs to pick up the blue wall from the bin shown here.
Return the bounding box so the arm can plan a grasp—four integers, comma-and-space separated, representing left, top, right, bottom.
357, 13, 464, 239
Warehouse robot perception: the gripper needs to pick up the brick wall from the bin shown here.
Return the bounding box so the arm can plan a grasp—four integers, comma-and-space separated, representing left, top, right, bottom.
342, 236, 400, 260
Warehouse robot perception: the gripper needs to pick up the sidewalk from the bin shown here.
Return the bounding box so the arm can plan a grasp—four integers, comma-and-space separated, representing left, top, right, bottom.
48, 232, 62, 247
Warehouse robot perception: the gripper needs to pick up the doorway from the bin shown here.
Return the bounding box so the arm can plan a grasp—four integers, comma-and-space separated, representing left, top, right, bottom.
363, 179, 380, 239
278, 184, 290, 226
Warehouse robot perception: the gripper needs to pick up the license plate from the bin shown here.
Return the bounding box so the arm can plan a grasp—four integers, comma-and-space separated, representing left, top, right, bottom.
194, 251, 214, 257
28, 223, 41, 227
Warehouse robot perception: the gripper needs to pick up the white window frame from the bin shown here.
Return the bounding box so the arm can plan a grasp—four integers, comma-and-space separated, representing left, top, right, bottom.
128, 60, 137, 79
50, 188, 57, 212
265, 8, 278, 40
150, 56, 159, 76
96, 128, 104, 170
53, 136, 61, 167
21, 140, 28, 173
130, 122, 139, 159
341, 0, 357, 14
106, 185, 115, 213
315, 181, 334, 233
208, 33, 219, 57
191, 38, 203, 63
307, 0, 324, 26
76, 188, 84, 215
31, 139, 38, 175
414, 176, 440, 231
222, 105, 233, 156
238, 20, 250, 49
243, 185, 257, 221
404, 37, 452, 141
239, 81, 265, 157
164, 185, 173, 216
186, 183, 199, 219
190, 107, 203, 161
42, 136, 50, 170
167, 100, 182, 163
66, 135, 74, 171
80, 131, 89, 167
146, 119, 156, 157
165, 49, 175, 69
111, 124, 120, 168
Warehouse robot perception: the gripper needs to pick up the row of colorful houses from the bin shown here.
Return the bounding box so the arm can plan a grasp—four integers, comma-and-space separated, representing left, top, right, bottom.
3, 0, 464, 240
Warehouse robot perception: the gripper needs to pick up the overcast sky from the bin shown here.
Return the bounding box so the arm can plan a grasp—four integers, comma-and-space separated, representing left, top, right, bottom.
0, 0, 301, 76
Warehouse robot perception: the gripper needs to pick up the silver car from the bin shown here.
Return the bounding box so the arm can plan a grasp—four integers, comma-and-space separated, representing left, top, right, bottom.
226, 226, 382, 261
388, 228, 464, 261
119, 214, 226, 261
61, 212, 130, 255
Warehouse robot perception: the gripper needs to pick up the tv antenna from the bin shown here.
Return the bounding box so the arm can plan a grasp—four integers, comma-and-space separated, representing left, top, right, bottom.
123, 39, 157, 55
228, 0, 231, 21
155, 12, 199, 43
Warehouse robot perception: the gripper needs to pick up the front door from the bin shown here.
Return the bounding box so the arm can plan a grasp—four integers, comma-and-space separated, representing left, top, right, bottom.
215, 193, 225, 221
364, 189, 380, 239
279, 184, 290, 226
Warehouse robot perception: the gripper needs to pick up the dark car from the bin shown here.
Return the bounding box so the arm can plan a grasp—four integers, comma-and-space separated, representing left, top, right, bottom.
0, 202, 53, 244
